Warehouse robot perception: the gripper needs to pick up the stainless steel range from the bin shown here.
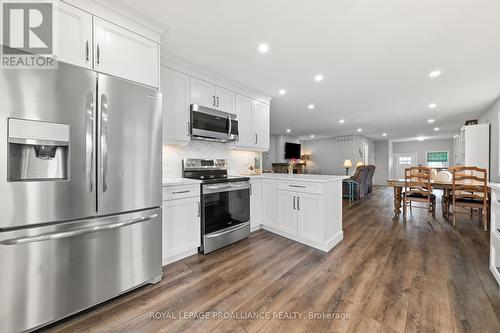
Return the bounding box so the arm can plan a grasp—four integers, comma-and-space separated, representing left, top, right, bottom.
183, 159, 250, 253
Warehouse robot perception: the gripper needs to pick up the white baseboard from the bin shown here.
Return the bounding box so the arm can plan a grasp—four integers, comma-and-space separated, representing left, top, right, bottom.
251, 224, 262, 232
324, 230, 344, 252
162, 247, 198, 266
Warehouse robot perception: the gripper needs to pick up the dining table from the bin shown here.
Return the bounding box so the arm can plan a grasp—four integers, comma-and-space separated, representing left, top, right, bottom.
387, 179, 454, 217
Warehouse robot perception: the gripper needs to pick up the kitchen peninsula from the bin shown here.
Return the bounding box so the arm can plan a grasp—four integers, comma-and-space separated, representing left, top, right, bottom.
246, 174, 346, 252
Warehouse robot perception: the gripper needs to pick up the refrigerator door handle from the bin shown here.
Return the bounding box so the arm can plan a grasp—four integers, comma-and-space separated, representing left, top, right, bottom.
86, 92, 94, 192
0, 213, 158, 245
100, 93, 109, 192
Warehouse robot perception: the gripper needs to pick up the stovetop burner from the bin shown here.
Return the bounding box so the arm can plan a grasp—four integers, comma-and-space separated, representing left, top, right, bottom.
182, 159, 249, 184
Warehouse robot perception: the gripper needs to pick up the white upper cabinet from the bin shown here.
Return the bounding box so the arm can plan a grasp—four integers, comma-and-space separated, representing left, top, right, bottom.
161, 67, 191, 145
235, 94, 254, 147
215, 86, 235, 114
252, 100, 270, 150
191, 78, 216, 108
93, 17, 159, 87
53, 2, 92, 68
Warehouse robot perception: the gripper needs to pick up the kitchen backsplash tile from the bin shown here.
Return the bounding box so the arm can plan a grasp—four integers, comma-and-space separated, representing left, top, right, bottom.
163, 141, 261, 180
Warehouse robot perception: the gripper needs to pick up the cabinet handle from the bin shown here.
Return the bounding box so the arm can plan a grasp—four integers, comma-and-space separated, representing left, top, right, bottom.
289, 185, 306, 188
197, 202, 201, 217
85, 40, 89, 62
293, 196, 296, 210
172, 190, 190, 194
96, 44, 100, 65
297, 197, 301, 211
254, 134, 258, 144
187, 122, 190, 137
213, 96, 216, 107
216, 96, 219, 108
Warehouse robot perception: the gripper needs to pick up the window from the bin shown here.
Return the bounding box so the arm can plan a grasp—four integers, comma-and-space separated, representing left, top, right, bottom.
399, 156, 413, 165
426, 151, 448, 168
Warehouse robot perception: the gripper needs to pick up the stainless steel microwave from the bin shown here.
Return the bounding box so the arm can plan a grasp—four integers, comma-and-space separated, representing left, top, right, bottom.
190, 104, 239, 142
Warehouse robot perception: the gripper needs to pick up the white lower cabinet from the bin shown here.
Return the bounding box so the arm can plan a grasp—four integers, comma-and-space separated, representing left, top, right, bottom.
276, 190, 298, 235
162, 184, 201, 265
250, 179, 262, 231
262, 179, 277, 228
297, 192, 323, 244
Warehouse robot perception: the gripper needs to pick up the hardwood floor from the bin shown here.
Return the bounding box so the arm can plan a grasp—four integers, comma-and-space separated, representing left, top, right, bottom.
43, 187, 500, 333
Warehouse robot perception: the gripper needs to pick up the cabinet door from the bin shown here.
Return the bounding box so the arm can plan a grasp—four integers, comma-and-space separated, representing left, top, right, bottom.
53, 1, 92, 68
250, 179, 262, 230
252, 101, 270, 150
191, 78, 216, 108
93, 17, 159, 87
216, 86, 235, 114
277, 190, 298, 235
161, 67, 190, 144
162, 197, 201, 262
262, 179, 277, 227
297, 193, 323, 244
235, 94, 254, 147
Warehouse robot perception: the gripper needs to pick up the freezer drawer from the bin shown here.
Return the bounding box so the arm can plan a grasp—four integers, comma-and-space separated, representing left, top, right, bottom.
0, 208, 162, 333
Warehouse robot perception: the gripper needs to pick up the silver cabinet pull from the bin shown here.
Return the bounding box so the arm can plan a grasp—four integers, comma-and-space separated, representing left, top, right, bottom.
85, 91, 94, 192
254, 133, 258, 144
96, 44, 100, 65
216, 96, 219, 108
213, 95, 216, 107
85, 40, 89, 62
187, 122, 190, 137
297, 197, 301, 210
197, 202, 201, 217
289, 185, 306, 188
0, 214, 158, 245
100, 94, 109, 192
293, 196, 296, 210
172, 190, 190, 194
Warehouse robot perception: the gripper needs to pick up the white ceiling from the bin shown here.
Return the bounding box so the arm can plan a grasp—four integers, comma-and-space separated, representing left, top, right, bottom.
98, 0, 500, 141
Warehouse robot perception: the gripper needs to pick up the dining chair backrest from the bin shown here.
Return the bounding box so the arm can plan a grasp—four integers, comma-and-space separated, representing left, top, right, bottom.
451, 166, 487, 202
404, 166, 432, 197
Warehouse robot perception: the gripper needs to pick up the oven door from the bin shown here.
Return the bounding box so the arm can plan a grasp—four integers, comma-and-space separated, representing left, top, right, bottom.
190, 104, 238, 141
201, 182, 250, 253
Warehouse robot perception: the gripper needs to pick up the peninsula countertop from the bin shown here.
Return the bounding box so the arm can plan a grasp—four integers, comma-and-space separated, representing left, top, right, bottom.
239, 173, 347, 183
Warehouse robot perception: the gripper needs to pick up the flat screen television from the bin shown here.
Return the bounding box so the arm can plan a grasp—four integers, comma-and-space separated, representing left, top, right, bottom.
285, 142, 301, 159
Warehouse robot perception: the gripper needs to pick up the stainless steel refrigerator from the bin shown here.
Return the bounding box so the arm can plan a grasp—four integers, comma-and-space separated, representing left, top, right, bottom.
0, 62, 162, 333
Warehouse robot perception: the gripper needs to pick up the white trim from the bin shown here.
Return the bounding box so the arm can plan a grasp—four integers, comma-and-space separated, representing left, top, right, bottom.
162, 247, 198, 266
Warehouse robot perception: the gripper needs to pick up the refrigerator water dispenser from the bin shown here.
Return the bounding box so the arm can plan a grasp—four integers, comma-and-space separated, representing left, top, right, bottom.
8, 118, 70, 181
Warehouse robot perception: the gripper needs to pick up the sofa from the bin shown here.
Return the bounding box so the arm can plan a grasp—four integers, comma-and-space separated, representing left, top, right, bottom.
343, 165, 376, 200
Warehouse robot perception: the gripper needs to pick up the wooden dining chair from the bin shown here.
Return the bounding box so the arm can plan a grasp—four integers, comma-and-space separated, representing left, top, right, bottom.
449, 166, 488, 231
403, 166, 436, 222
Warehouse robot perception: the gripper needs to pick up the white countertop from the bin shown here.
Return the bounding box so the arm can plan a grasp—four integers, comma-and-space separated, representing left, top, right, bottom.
239, 173, 347, 183
162, 178, 202, 186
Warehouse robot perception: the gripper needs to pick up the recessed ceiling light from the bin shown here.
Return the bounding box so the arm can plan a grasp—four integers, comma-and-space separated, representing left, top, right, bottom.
310, 134, 315, 138
286, 129, 291, 133
308, 104, 315, 110
357, 128, 362, 132
417, 136, 425, 141
434, 127, 440, 131
339, 119, 345, 124
279, 89, 286, 95
428, 103, 437, 109
429, 70, 442, 78
427, 118, 435, 123
314, 74, 324, 82
382, 133, 387, 137
258, 43, 269, 53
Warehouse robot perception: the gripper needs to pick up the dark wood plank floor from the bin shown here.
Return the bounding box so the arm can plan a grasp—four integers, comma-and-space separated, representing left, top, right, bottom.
43, 187, 500, 333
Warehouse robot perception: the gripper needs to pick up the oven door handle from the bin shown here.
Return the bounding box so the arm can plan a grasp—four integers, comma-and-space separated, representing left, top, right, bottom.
205, 222, 250, 239
203, 183, 251, 194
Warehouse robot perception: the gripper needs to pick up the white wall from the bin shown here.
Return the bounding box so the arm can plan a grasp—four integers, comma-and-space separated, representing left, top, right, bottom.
479, 96, 500, 182
301, 135, 374, 175
163, 142, 261, 180
392, 138, 454, 167
374, 140, 389, 185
